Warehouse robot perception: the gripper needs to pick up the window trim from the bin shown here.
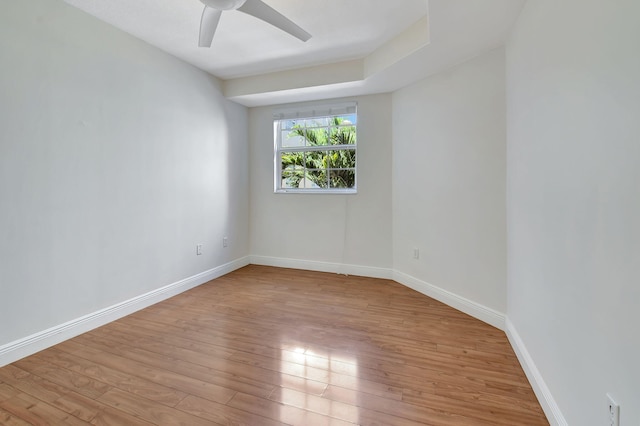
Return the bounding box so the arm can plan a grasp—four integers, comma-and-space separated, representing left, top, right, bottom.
273, 102, 358, 194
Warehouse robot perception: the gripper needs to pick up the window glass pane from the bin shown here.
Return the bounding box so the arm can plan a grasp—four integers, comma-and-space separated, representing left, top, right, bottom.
281, 151, 304, 167
328, 126, 339, 145
281, 119, 300, 130
281, 169, 301, 188
280, 152, 305, 188
298, 176, 322, 189
341, 114, 357, 126
329, 169, 356, 189
305, 168, 328, 188
305, 118, 328, 128
334, 124, 356, 145
282, 130, 305, 148
328, 150, 356, 169
303, 127, 329, 146
304, 151, 327, 169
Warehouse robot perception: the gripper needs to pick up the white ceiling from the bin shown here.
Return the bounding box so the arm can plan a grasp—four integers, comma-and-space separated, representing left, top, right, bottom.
63, 0, 526, 106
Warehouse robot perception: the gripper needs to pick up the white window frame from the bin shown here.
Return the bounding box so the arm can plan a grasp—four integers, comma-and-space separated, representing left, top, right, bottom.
273, 102, 357, 194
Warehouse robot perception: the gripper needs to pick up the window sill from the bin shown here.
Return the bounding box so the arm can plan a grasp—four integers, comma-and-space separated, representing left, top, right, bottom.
275, 188, 357, 195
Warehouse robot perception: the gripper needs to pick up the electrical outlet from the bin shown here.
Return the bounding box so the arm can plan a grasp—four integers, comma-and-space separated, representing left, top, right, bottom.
607, 393, 620, 426
196, 244, 203, 256
223, 236, 228, 248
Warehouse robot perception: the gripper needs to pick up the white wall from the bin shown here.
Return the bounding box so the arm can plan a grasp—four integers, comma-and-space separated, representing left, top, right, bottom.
249, 95, 392, 274
506, 0, 640, 424
392, 48, 507, 315
0, 1, 249, 348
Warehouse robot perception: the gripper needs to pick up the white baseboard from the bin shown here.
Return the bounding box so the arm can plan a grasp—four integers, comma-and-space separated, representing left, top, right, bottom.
393, 270, 506, 330
0, 256, 250, 367
506, 318, 567, 426
249, 255, 394, 280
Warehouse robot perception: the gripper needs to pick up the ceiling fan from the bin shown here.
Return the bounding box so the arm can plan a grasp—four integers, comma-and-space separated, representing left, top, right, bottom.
198, 0, 312, 47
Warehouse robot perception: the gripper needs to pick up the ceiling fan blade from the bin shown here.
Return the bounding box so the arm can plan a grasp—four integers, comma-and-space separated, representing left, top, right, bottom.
199, 6, 222, 47
237, 0, 311, 42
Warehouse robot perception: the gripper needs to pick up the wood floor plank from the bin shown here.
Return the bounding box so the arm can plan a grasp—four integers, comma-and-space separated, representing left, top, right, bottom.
270, 387, 362, 423
0, 406, 32, 426
322, 385, 497, 426
0, 265, 548, 425
71, 331, 276, 399
96, 387, 213, 426
0, 382, 21, 402
0, 393, 88, 426
228, 391, 357, 426
227, 349, 405, 399
13, 357, 111, 400
0, 365, 79, 408
0, 364, 118, 423
56, 340, 238, 406
89, 405, 155, 426
177, 394, 288, 426
91, 320, 332, 399
30, 347, 189, 407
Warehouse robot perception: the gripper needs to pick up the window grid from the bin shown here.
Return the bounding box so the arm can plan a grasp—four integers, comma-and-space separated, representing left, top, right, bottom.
274, 109, 357, 194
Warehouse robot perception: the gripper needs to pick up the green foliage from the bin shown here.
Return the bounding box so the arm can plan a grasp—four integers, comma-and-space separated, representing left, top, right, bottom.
281, 117, 356, 189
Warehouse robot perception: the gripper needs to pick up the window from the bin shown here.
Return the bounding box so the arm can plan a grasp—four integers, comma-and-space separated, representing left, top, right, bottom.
274, 102, 357, 193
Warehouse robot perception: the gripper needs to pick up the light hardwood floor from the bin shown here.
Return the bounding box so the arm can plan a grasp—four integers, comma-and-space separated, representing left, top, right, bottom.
0, 265, 548, 425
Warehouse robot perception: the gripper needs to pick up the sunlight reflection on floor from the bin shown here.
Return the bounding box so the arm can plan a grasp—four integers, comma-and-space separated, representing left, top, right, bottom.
277, 345, 360, 424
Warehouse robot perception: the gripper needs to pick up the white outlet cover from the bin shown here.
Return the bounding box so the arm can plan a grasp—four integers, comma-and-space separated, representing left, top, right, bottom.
607, 393, 620, 426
